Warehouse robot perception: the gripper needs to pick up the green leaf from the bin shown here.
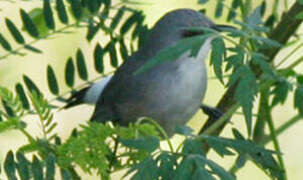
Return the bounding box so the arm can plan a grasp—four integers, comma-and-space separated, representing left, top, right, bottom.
120, 11, 143, 35
251, 36, 281, 47
129, 157, 159, 180
108, 42, 118, 68
4, 151, 17, 180
94, 43, 104, 73
294, 86, 303, 115
110, 7, 125, 30
198, 0, 209, 4
16, 152, 30, 180
227, 0, 241, 21
23, 75, 41, 96
137, 25, 150, 48
204, 157, 235, 180
24, 45, 43, 54
229, 65, 257, 136
56, 0, 68, 24
232, 128, 245, 140
15, 83, 30, 109
70, 0, 82, 20
193, 167, 215, 180
1, 100, 15, 117
175, 125, 194, 136
271, 79, 291, 106
182, 138, 205, 155
235, 154, 247, 169
215, 0, 224, 18
5, 18, 25, 44
32, 156, 43, 180
20, 9, 39, 38
60, 168, 72, 180
210, 37, 225, 83
247, 5, 262, 27
76, 49, 88, 80
47, 65, 59, 95
120, 136, 159, 152
174, 155, 196, 180
43, 0, 55, 29
131, 16, 145, 40
135, 34, 210, 75
87, 0, 99, 13
65, 57, 75, 87
298, 0, 303, 5
0, 33, 12, 51
156, 153, 176, 180
119, 39, 129, 61
86, 23, 99, 42
207, 139, 235, 157
46, 154, 56, 180
296, 11, 303, 19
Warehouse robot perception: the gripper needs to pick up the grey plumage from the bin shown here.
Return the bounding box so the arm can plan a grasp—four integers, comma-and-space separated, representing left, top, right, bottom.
89, 9, 217, 136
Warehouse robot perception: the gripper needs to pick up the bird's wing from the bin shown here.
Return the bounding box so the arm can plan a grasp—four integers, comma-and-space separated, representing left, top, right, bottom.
89, 51, 150, 123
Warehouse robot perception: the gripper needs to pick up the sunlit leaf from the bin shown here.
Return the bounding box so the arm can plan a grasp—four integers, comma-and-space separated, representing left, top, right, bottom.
94, 43, 104, 73
16, 152, 30, 180
0, 33, 12, 51
70, 0, 82, 20
20, 9, 39, 38
47, 65, 59, 95
23, 75, 41, 96
294, 86, 303, 115
215, 0, 224, 18
43, 0, 55, 29
119, 39, 129, 61
46, 154, 56, 180
32, 156, 43, 180
24, 45, 42, 54
210, 37, 225, 83
15, 83, 30, 109
120, 136, 159, 152
76, 49, 88, 80
4, 151, 17, 180
108, 41, 118, 68
5, 18, 25, 44
65, 57, 75, 87
110, 7, 125, 30
120, 11, 143, 35
56, 0, 68, 24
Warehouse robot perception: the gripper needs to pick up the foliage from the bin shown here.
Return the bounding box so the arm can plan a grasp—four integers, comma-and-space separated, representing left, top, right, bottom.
0, 0, 303, 179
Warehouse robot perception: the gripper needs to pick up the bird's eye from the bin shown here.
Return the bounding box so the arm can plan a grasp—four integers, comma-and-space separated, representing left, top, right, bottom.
181, 30, 204, 38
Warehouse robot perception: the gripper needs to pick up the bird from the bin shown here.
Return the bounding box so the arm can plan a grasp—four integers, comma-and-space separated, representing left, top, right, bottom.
64, 9, 228, 136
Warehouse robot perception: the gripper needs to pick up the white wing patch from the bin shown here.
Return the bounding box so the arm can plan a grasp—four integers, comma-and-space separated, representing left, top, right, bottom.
83, 76, 113, 104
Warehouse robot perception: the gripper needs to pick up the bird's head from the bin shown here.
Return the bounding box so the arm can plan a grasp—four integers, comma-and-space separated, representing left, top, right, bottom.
141, 9, 231, 55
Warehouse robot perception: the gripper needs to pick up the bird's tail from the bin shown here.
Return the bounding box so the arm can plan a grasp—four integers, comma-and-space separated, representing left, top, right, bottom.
60, 87, 90, 110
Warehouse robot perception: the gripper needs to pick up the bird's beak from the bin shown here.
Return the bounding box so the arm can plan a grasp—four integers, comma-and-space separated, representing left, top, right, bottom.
182, 24, 236, 38
212, 24, 237, 32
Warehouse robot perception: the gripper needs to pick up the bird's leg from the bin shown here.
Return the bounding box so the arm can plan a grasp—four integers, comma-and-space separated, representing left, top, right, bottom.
200, 104, 223, 121
107, 136, 119, 173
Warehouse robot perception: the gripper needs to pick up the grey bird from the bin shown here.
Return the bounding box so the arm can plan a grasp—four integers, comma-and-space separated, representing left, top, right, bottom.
64, 9, 227, 136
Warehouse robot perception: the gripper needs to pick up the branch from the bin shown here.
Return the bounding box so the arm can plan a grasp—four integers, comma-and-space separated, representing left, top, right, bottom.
199, 2, 303, 151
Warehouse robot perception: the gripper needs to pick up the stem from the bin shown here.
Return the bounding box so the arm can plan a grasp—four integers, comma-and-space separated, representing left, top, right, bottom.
0, 23, 80, 61
266, 109, 287, 179
260, 90, 287, 179
276, 42, 303, 67
262, 114, 302, 145
285, 56, 303, 69
136, 117, 174, 152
